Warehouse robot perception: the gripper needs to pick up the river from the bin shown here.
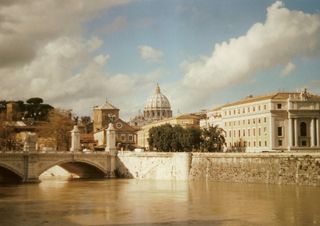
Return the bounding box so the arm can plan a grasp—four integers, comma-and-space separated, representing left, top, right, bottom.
0, 179, 319, 226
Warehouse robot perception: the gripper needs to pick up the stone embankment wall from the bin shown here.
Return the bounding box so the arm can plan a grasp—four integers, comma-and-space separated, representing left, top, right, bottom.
117, 152, 320, 186
190, 153, 320, 186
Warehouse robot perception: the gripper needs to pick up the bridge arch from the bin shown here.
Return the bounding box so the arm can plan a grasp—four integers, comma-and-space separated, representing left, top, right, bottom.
38, 159, 108, 179
0, 163, 24, 183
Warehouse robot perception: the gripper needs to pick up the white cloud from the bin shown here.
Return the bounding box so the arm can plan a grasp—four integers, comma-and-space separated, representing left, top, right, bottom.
0, 0, 130, 68
281, 62, 296, 77
94, 54, 110, 65
183, 1, 320, 89
138, 45, 164, 62
179, 1, 320, 112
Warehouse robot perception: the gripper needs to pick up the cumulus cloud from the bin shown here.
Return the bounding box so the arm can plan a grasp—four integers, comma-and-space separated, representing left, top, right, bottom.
183, 1, 320, 89
0, 0, 130, 68
281, 62, 296, 77
0, 36, 160, 118
138, 45, 164, 62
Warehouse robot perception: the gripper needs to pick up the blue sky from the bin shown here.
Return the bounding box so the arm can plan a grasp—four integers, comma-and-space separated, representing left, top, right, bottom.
0, 0, 319, 119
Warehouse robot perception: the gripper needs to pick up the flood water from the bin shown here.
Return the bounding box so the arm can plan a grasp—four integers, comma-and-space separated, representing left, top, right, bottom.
0, 179, 319, 226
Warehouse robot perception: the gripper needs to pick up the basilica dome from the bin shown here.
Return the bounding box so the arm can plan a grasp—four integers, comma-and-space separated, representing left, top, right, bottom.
143, 84, 172, 121
145, 84, 171, 110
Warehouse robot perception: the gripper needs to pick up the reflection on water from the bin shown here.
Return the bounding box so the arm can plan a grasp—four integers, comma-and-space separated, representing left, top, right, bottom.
0, 179, 319, 226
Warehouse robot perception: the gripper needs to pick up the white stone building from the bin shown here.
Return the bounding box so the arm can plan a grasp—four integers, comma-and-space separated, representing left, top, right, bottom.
201, 89, 320, 152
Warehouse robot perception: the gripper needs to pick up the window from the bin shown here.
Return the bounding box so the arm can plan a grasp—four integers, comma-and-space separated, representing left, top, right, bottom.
238, 130, 241, 137
258, 105, 261, 111
229, 131, 231, 137
277, 127, 283, 137
253, 106, 255, 112
253, 128, 256, 136
243, 120, 245, 125
258, 118, 261, 124
259, 141, 261, 147
278, 140, 282, 146
229, 110, 231, 115
128, 135, 133, 141
121, 135, 125, 141
300, 122, 307, 137
234, 130, 236, 137
254, 141, 256, 146
248, 119, 250, 125
234, 110, 236, 115
277, 104, 282, 109
259, 128, 261, 136
238, 109, 240, 114
264, 104, 267, 110
248, 129, 250, 136
253, 119, 256, 124
248, 142, 250, 147
264, 127, 267, 133
264, 117, 267, 123
243, 129, 245, 136
265, 141, 267, 146
242, 108, 245, 113
248, 107, 250, 113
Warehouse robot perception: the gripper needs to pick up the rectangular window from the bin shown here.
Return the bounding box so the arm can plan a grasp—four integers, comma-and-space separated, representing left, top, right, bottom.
238, 130, 241, 137
258, 105, 261, 111
264, 127, 267, 133
129, 135, 133, 141
248, 142, 250, 147
264, 117, 267, 123
248, 119, 250, 124
277, 104, 282, 109
253, 106, 255, 112
264, 105, 267, 110
258, 118, 261, 124
229, 131, 231, 137
265, 141, 267, 146
248, 107, 250, 113
243, 129, 245, 136
259, 141, 261, 147
253, 128, 256, 136
243, 120, 245, 125
278, 140, 282, 146
242, 108, 245, 113
277, 127, 282, 136
253, 119, 256, 124
258, 128, 261, 136
248, 129, 250, 136
254, 141, 256, 146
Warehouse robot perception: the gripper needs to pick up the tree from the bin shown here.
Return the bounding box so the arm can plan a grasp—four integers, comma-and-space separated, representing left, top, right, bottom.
200, 126, 225, 152
26, 97, 43, 105
148, 124, 201, 152
38, 109, 74, 151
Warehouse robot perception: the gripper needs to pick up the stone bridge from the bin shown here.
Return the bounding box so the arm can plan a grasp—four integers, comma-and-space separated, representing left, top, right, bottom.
0, 152, 117, 183
0, 124, 119, 183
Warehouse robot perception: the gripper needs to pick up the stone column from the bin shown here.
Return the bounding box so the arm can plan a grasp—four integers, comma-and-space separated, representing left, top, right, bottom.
316, 118, 320, 147
269, 116, 275, 150
288, 117, 293, 151
310, 118, 315, 147
294, 119, 298, 147
23, 132, 37, 152
105, 123, 117, 178
70, 125, 80, 152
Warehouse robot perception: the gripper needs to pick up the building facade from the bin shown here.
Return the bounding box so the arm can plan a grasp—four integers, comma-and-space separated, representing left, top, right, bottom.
201, 89, 320, 152
92, 100, 137, 150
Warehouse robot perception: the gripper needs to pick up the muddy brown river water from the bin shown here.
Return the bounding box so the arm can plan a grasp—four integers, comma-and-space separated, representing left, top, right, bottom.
0, 179, 319, 226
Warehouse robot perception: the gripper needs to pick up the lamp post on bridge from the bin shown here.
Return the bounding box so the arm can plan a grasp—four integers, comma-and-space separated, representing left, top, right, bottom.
105, 123, 117, 178
70, 125, 80, 152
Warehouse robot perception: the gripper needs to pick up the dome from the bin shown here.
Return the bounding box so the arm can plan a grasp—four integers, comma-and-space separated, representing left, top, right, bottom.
144, 84, 171, 110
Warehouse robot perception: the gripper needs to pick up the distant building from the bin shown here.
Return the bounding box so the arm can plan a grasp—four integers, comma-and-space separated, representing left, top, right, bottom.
92, 100, 137, 150
130, 84, 172, 127
137, 114, 201, 149
201, 89, 320, 152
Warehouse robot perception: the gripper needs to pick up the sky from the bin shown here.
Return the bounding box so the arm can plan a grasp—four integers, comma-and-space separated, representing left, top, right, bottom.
0, 0, 320, 120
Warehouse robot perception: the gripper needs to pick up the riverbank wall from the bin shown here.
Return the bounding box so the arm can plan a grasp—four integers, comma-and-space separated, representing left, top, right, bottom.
117, 152, 320, 186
